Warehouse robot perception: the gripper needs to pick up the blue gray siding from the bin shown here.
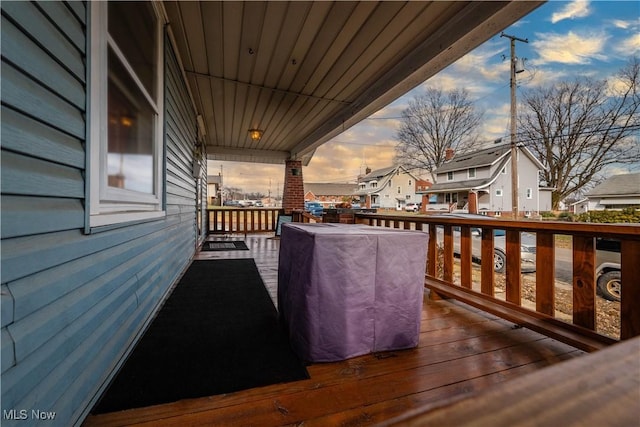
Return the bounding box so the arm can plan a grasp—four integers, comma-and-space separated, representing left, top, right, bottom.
1, 2, 201, 425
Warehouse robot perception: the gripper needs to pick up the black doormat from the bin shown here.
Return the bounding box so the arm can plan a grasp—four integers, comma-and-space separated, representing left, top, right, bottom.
92, 259, 309, 414
201, 240, 249, 251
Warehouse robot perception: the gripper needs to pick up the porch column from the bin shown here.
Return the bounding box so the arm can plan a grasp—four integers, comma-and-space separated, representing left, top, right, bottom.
468, 191, 478, 214
365, 195, 372, 209
282, 159, 304, 215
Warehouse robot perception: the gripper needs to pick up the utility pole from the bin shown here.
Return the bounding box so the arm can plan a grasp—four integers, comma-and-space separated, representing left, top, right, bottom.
501, 32, 528, 219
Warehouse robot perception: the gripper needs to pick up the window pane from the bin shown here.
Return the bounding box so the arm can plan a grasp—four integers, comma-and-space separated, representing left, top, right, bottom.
108, 48, 155, 194
108, 1, 157, 99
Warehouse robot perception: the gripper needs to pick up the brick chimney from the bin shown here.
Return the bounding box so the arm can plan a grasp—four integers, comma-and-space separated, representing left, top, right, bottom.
282, 159, 304, 214
445, 148, 455, 161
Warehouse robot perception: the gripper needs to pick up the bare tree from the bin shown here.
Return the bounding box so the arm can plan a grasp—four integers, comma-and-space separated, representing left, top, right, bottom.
518, 57, 640, 209
395, 88, 483, 182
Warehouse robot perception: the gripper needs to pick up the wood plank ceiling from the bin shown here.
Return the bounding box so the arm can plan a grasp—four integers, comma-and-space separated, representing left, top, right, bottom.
163, 1, 543, 165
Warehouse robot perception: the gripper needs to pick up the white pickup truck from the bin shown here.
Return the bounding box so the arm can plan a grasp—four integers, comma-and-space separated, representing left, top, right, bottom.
596, 238, 621, 302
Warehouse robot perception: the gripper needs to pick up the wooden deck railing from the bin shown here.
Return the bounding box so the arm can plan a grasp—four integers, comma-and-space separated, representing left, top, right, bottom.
206, 207, 283, 234
354, 213, 640, 352
206, 208, 639, 351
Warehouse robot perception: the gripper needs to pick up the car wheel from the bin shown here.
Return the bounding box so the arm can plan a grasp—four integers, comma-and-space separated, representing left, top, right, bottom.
597, 271, 621, 302
493, 250, 506, 273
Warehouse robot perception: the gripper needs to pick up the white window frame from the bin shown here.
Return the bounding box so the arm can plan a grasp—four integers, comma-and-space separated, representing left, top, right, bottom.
495, 188, 503, 197
447, 171, 454, 181
468, 168, 476, 178
89, 2, 165, 228
526, 188, 533, 199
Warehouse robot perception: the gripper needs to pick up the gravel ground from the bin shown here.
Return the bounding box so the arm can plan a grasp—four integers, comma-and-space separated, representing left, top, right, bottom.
450, 264, 621, 340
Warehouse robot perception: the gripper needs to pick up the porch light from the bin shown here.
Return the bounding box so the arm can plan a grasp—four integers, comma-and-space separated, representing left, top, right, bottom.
248, 129, 264, 141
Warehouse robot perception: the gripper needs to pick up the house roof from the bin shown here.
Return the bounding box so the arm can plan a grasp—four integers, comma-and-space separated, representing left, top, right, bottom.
355, 165, 422, 196
304, 183, 359, 196
361, 165, 399, 181
436, 145, 511, 173
586, 173, 640, 197
426, 176, 500, 193
427, 144, 544, 193
164, 1, 543, 165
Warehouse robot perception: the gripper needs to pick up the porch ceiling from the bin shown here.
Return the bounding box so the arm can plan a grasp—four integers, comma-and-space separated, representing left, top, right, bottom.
163, 1, 543, 165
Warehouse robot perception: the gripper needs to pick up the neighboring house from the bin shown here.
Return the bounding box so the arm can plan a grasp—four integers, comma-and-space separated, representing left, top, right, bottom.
423, 144, 549, 217
207, 174, 223, 205
416, 179, 433, 193
568, 198, 589, 214
585, 173, 640, 211
304, 183, 360, 207
355, 165, 422, 210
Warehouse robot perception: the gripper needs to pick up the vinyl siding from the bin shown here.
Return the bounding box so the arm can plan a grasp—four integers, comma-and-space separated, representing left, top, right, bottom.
1, 2, 200, 425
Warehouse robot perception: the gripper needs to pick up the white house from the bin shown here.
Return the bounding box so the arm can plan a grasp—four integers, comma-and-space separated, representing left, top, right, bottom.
355, 165, 422, 210
585, 173, 640, 211
423, 144, 551, 217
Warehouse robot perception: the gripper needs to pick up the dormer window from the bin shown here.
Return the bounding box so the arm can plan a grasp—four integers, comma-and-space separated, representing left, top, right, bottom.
468, 168, 476, 178
447, 171, 454, 181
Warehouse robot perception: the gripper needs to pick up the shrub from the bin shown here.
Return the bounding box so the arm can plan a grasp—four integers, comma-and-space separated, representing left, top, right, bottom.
575, 208, 640, 223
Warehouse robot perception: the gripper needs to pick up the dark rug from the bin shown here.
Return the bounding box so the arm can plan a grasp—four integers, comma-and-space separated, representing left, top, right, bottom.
201, 240, 249, 251
92, 259, 309, 414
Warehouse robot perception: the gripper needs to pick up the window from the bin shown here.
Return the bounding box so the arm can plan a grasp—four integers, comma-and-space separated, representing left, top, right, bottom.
468, 168, 476, 178
447, 171, 454, 181
526, 188, 533, 199
495, 189, 503, 197
89, 2, 165, 227
397, 186, 401, 194
501, 167, 507, 174
408, 179, 412, 186
494, 211, 502, 217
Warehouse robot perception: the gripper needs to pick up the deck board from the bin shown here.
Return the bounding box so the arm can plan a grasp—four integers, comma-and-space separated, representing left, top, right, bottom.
84, 233, 585, 427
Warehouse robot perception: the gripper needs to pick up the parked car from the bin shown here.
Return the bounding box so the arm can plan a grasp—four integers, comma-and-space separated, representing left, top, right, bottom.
432, 213, 536, 273
304, 201, 324, 217
405, 202, 420, 212
596, 238, 621, 302
224, 200, 241, 207
254, 201, 264, 207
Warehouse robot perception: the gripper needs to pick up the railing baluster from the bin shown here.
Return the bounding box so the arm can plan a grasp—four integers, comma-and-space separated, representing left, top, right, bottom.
505, 230, 521, 305
572, 235, 596, 330
536, 232, 556, 315
621, 240, 640, 339
443, 225, 454, 283
427, 223, 437, 277
481, 228, 494, 296
460, 226, 472, 288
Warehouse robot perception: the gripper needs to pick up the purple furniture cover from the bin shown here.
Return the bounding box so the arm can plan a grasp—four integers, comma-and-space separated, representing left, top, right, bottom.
278, 223, 429, 362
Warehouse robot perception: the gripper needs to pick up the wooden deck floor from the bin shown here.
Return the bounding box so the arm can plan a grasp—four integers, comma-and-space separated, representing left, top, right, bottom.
84, 233, 585, 427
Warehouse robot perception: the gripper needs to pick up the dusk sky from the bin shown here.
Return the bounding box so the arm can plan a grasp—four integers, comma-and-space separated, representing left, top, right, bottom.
208, 0, 640, 197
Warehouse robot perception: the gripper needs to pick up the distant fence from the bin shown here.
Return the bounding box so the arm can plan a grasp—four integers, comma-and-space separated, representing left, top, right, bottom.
207, 208, 283, 234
